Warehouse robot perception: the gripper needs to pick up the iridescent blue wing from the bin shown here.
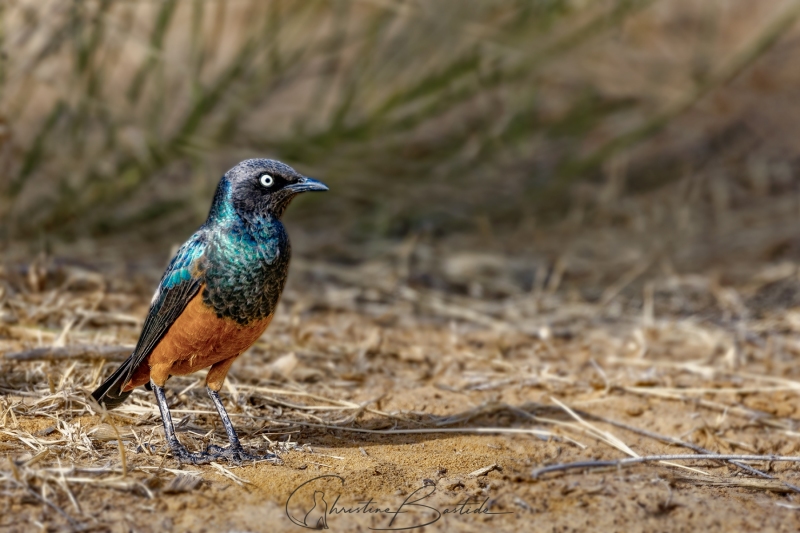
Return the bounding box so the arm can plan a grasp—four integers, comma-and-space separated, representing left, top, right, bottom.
92, 232, 207, 408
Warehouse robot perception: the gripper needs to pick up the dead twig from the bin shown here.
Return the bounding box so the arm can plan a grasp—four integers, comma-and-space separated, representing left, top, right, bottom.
669, 475, 796, 494
584, 412, 800, 493
532, 454, 800, 478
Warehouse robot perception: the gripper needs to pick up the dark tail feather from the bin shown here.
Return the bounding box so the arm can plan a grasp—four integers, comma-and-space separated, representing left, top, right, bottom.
92, 360, 135, 410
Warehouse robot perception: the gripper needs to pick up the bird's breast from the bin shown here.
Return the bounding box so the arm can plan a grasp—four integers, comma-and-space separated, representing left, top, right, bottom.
201, 220, 291, 325
122, 289, 274, 390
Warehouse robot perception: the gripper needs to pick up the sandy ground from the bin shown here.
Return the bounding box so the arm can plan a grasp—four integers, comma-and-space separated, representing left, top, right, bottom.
4, 244, 800, 532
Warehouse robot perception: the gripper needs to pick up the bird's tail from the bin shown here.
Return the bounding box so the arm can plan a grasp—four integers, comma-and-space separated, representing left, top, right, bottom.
91, 359, 135, 410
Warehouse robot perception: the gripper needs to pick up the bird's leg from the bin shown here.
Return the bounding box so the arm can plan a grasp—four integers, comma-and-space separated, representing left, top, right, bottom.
152, 381, 213, 465
206, 387, 246, 452
205, 386, 280, 465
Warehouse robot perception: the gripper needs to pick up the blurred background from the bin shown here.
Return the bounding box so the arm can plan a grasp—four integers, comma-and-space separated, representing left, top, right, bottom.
3, 0, 800, 286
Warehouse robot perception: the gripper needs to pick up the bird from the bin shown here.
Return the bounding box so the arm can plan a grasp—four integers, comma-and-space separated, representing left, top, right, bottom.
92, 158, 327, 465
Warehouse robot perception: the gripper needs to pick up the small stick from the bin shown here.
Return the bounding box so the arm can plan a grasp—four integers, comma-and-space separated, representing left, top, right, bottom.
584, 412, 800, 492
532, 453, 800, 478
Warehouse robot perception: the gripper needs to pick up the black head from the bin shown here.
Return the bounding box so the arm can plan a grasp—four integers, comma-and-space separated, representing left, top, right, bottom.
215, 158, 328, 222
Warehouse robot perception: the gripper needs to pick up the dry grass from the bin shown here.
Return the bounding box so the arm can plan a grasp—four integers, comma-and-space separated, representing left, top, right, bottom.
4, 233, 800, 531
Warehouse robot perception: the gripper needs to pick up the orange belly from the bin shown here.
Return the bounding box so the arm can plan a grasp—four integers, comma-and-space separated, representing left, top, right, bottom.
123, 290, 272, 391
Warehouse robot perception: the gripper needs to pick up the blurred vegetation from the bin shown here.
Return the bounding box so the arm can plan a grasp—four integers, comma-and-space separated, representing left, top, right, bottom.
1, 0, 800, 254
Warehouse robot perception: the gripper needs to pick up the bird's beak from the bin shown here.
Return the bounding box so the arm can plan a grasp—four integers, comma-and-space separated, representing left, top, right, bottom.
287, 176, 329, 193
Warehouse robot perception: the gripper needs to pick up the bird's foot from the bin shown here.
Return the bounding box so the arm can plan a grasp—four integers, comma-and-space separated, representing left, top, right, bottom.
205, 444, 282, 466
169, 444, 217, 465
161, 442, 280, 465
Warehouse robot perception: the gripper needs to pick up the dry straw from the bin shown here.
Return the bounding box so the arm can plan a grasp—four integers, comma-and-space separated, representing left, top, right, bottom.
5, 243, 800, 529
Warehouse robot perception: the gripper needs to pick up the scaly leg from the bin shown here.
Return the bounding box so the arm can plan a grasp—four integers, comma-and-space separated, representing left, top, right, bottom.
153, 380, 280, 465
152, 381, 213, 465
205, 386, 280, 465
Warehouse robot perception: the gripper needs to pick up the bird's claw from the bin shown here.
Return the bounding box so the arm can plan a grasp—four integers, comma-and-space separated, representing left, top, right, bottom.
169, 445, 216, 465
204, 444, 282, 465
168, 442, 281, 465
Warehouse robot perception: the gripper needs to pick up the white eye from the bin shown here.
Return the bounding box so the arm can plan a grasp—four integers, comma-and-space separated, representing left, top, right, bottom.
259, 174, 274, 187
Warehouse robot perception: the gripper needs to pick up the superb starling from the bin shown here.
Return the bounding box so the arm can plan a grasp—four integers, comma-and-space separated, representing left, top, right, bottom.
92, 159, 327, 464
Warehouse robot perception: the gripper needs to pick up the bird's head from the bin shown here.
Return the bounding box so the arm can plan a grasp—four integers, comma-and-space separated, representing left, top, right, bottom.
209, 158, 328, 222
